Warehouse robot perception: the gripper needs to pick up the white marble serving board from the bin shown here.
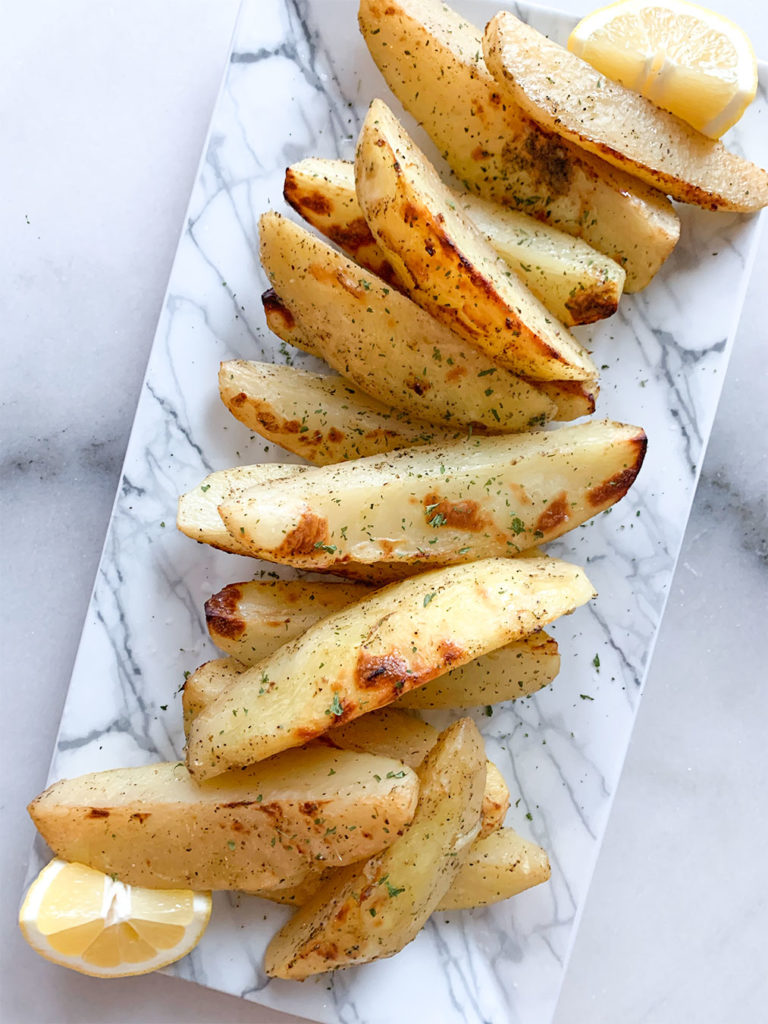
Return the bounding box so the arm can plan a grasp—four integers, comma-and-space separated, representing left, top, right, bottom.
30, 1, 768, 1022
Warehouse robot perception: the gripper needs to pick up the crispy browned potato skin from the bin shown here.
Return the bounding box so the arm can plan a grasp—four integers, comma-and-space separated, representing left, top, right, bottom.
262, 288, 596, 420
262, 287, 313, 352
284, 157, 624, 327
284, 164, 400, 287
358, 0, 680, 290
355, 100, 597, 383
28, 749, 420, 892
264, 718, 486, 978
483, 13, 768, 213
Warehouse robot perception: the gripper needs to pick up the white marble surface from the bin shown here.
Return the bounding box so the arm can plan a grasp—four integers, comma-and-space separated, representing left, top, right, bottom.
2, 1, 766, 1022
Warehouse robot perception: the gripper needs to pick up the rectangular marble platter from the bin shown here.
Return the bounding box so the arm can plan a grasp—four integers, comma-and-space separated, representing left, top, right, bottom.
33, 1, 768, 1022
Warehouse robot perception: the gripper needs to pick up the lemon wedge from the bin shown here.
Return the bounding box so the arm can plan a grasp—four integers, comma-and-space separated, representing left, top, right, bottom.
19, 859, 212, 977
568, 0, 758, 137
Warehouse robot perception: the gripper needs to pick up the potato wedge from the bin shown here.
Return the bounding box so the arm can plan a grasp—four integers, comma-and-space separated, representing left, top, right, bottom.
176, 463, 307, 555
28, 748, 419, 892
356, 100, 596, 382
175, 465, 409, 583
358, 0, 680, 290
183, 683, 508, 838
262, 288, 596, 420
398, 633, 559, 709
181, 656, 248, 733
205, 579, 559, 704
264, 717, 485, 978
176, 471, 423, 581
218, 422, 646, 570
439, 827, 550, 910
185, 557, 595, 777
219, 360, 462, 465
328, 709, 509, 838
251, 827, 550, 910
259, 211, 556, 431
536, 379, 597, 421
284, 161, 400, 288
262, 287, 316, 355
285, 157, 624, 327
483, 13, 768, 213
205, 579, 372, 664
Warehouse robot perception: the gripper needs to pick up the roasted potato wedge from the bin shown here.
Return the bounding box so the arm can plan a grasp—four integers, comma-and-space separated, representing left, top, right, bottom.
259, 211, 556, 431
182, 686, 509, 838
29, 748, 419, 892
398, 633, 559, 709
328, 709, 509, 837
262, 287, 315, 354
355, 100, 596, 382
264, 718, 485, 978
218, 422, 646, 570
483, 13, 768, 213
176, 464, 307, 555
181, 656, 247, 733
219, 360, 462, 465
251, 827, 550, 910
439, 827, 550, 910
358, 0, 680, 290
185, 557, 594, 778
284, 161, 399, 287
535, 378, 597, 421
205, 579, 371, 664
205, 579, 559, 704
285, 157, 624, 327
263, 288, 596, 421
176, 471, 424, 582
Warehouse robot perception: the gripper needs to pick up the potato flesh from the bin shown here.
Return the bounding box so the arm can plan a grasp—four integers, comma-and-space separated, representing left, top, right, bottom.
219, 360, 462, 465
176, 464, 307, 555
358, 0, 680, 291
482, 13, 768, 213
185, 557, 595, 777
217, 422, 646, 569
355, 99, 597, 382
264, 718, 486, 978
205, 579, 559, 706
259, 211, 556, 431
28, 750, 419, 892
183, 685, 509, 838
285, 157, 624, 327
262, 287, 596, 421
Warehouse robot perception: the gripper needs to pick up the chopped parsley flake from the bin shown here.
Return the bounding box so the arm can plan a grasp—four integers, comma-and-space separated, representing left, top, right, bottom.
326, 693, 344, 718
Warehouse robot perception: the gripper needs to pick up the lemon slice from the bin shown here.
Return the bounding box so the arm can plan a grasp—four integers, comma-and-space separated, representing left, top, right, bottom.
19, 859, 212, 977
568, 0, 758, 137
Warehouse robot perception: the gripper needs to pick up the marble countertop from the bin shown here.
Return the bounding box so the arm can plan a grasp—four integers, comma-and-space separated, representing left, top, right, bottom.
2, 1, 766, 1022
